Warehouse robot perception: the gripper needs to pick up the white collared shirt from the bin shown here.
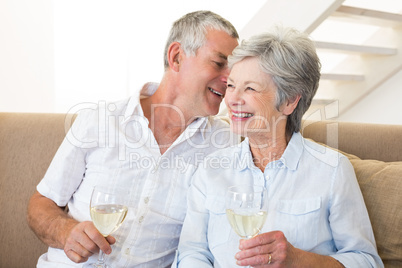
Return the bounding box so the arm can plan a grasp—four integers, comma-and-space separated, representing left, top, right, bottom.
175, 133, 383, 268
36, 83, 239, 267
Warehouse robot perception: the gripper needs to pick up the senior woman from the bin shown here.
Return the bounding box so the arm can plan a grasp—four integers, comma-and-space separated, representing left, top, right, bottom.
173, 27, 383, 268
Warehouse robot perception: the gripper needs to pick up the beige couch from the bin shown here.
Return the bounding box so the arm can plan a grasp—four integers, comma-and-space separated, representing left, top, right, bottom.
0, 112, 401, 268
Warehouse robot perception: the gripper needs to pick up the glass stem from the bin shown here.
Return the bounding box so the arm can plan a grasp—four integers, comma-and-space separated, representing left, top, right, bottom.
97, 250, 105, 265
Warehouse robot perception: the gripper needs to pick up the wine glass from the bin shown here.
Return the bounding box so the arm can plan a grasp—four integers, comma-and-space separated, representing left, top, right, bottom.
226, 185, 268, 267
83, 185, 129, 268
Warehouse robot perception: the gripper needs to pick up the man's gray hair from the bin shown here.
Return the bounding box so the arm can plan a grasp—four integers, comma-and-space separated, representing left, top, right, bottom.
163, 10, 239, 69
228, 26, 321, 136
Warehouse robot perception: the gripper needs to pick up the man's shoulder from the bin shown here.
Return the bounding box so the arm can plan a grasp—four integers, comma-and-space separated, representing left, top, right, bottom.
75, 97, 132, 120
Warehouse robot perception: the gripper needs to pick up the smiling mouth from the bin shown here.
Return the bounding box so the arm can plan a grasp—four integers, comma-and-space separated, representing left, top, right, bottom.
208, 87, 224, 98
232, 112, 254, 118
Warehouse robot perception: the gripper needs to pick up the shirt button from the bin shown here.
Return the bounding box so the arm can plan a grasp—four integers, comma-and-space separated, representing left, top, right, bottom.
139, 215, 144, 223
144, 197, 149, 204
265, 174, 270, 180
125, 248, 130, 255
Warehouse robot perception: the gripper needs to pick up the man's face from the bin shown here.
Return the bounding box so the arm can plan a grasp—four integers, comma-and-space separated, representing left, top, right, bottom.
178, 29, 238, 117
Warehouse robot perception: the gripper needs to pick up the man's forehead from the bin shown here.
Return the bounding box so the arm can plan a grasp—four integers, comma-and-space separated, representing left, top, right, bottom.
203, 29, 238, 58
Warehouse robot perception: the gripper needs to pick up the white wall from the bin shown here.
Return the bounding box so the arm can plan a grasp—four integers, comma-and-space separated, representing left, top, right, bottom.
53, 1, 131, 113
338, 69, 402, 125
0, 0, 54, 112
53, 0, 267, 114
0, 0, 266, 114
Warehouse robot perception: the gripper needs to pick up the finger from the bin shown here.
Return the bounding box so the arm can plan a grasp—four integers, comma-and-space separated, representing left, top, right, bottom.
236, 253, 272, 267
64, 247, 90, 263
84, 224, 112, 255
106, 235, 116, 245
236, 244, 271, 260
68, 224, 100, 255
239, 231, 282, 250
64, 223, 97, 263
77, 231, 101, 255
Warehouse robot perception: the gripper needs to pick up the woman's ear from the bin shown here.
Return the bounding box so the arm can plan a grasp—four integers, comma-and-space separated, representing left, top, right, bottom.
167, 42, 182, 72
282, 95, 301, 115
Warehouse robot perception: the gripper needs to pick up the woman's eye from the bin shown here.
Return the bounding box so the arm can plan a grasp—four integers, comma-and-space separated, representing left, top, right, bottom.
246, 87, 256, 91
227, 84, 234, 88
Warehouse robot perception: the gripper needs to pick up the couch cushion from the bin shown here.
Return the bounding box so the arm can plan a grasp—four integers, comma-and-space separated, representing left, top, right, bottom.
346, 154, 402, 268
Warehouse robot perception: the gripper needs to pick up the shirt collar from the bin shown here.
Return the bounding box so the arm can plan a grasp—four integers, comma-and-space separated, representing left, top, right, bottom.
121, 82, 209, 142
122, 82, 158, 124
239, 132, 303, 171
196, 117, 209, 140
239, 138, 255, 171
278, 132, 303, 171
171, 116, 208, 146
197, 116, 217, 141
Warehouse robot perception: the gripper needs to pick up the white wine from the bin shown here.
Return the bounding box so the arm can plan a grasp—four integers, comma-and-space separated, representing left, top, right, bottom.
90, 204, 128, 237
226, 209, 267, 238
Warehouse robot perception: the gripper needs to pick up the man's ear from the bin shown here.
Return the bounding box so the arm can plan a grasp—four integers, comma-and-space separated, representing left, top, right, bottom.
282, 95, 301, 116
167, 42, 182, 72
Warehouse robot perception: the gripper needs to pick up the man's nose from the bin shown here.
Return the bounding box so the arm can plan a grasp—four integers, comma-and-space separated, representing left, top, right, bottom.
220, 67, 231, 84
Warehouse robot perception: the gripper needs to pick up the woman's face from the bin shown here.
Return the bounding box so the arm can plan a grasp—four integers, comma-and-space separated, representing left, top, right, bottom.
225, 57, 289, 138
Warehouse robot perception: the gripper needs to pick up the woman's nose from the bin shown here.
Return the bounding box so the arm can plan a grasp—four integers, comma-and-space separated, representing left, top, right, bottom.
225, 89, 245, 106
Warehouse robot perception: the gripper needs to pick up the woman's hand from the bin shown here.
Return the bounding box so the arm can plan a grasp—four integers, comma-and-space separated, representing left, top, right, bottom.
234, 231, 344, 267
235, 230, 297, 267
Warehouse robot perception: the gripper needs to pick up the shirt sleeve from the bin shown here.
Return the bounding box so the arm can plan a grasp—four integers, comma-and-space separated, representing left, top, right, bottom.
36, 109, 96, 207
328, 156, 384, 268
175, 169, 215, 267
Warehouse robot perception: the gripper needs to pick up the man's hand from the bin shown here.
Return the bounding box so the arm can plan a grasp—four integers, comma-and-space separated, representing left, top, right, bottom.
64, 221, 116, 263
27, 191, 116, 263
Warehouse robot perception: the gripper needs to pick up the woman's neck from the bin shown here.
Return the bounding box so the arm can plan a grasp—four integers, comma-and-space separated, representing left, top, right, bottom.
248, 131, 290, 172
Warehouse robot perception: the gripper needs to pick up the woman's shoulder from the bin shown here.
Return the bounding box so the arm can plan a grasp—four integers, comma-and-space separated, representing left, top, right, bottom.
302, 137, 350, 167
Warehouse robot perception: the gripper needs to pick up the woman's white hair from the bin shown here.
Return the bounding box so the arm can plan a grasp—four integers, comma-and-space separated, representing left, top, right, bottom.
163, 10, 238, 69
228, 26, 321, 136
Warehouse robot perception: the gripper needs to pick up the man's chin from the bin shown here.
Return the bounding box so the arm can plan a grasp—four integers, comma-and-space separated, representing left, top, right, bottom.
208, 107, 221, 116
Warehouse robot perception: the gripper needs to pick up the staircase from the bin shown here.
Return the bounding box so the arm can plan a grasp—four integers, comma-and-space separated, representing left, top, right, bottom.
234, 0, 402, 121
